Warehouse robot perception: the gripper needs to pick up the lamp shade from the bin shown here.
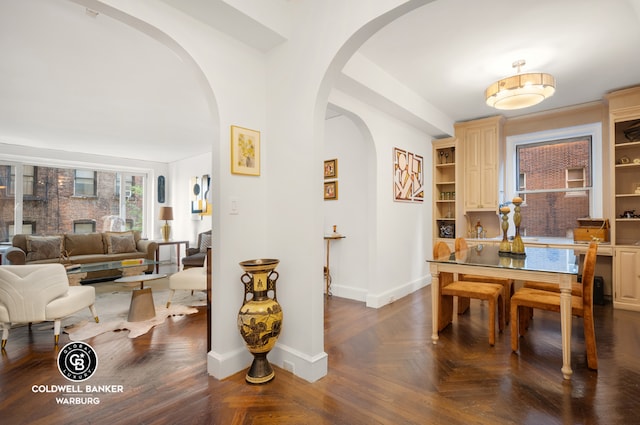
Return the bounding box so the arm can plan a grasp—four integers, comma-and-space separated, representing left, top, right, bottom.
159, 206, 174, 221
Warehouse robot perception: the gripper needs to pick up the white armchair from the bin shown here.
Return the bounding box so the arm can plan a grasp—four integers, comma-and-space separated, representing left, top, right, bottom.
0, 264, 99, 348
166, 266, 207, 308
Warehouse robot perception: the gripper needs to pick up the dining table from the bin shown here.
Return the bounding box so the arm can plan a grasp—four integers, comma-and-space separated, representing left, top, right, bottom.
427, 243, 580, 380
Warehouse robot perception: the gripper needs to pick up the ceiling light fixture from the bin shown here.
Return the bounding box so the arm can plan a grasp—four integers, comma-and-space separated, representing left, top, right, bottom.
485, 59, 555, 110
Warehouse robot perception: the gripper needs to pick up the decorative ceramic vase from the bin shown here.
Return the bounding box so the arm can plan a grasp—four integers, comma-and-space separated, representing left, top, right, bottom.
511, 197, 526, 257
237, 258, 282, 384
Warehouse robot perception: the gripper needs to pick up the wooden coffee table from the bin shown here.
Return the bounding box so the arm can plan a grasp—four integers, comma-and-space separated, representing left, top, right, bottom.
114, 273, 167, 322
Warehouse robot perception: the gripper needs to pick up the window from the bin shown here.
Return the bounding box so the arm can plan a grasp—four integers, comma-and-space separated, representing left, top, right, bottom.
8, 221, 35, 238
566, 167, 586, 197
506, 123, 603, 238
74, 170, 96, 197
10, 165, 35, 196
0, 163, 147, 241
115, 174, 134, 199
73, 219, 96, 233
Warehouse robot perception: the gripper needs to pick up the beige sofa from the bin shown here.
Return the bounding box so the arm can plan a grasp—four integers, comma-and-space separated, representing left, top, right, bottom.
5, 231, 157, 282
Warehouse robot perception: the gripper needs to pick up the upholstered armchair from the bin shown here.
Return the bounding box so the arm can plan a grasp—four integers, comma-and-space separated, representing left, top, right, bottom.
166, 257, 207, 308
0, 264, 99, 348
181, 230, 211, 269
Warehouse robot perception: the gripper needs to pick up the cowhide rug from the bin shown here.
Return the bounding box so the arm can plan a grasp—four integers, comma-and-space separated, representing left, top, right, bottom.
64, 283, 205, 341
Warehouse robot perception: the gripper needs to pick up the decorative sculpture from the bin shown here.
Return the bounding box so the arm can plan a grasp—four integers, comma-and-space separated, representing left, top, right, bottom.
499, 205, 511, 254
511, 197, 526, 256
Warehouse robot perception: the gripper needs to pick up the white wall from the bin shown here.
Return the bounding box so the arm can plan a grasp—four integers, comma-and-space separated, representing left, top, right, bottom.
73, 0, 434, 384
329, 90, 433, 308
169, 152, 213, 247
323, 115, 371, 301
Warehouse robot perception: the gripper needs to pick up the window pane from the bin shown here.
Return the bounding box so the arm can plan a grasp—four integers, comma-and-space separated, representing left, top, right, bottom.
517, 138, 591, 190
74, 170, 96, 196
1, 166, 145, 238
519, 192, 590, 237
125, 175, 144, 231
516, 137, 592, 237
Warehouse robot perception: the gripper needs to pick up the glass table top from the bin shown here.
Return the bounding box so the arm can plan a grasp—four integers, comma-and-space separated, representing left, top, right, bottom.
66, 259, 157, 274
428, 244, 579, 275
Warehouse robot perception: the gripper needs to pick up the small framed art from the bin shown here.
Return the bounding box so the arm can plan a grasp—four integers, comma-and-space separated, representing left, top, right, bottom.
324, 159, 338, 179
324, 181, 338, 200
231, 125, 260, 176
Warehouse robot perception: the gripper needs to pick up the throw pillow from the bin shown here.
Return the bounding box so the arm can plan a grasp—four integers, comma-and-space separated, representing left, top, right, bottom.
64, 233, 104, 256
107, 233, 137, 254
199, 233, 212, 253
25, 235, 63, 262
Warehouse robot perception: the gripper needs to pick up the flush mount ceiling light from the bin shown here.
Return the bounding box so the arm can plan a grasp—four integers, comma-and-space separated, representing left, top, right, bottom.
485, 59, 555, 110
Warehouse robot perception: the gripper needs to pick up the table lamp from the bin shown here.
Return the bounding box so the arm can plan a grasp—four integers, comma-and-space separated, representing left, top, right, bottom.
159, 206, 174, 242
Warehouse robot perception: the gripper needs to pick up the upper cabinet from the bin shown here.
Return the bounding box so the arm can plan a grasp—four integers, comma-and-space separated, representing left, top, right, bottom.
432, 137, 458, 244
606, 87, 640, 247
455, 116, 504, 212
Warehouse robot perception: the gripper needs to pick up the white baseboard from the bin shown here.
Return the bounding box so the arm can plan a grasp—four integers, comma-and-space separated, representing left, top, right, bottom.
207, 346, 251, 380
270, 343, 328, 383
365, 275, 431, 308
327, 283, 368, 302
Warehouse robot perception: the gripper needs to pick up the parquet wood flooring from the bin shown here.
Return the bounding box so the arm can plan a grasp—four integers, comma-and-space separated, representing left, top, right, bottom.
1, 285, 640, 424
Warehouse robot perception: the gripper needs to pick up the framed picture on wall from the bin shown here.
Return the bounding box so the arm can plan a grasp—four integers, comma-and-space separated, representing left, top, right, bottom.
231, 125, 260, 176
324, 159, 338, 179
393, 147, 424, 202
324, 181, 338, 200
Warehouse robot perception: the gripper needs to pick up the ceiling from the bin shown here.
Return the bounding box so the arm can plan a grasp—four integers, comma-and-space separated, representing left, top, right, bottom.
1, 0, 639, 163
355, 0, 640, 127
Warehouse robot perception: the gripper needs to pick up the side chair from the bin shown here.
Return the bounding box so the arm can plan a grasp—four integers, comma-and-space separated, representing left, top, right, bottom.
454, 237, 514, 323
433, 241, 505, 346
182, 230, 211, 269
510, 241, 599, 370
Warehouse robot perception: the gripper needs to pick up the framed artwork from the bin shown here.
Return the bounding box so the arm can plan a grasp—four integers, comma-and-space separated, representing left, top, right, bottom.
231, 125, 260, 176
324, 159, 338, 179
157, 175, 165, 203
324, 181, 338, 200
393, 147, 424, 202
190, 176, 203, 213
190, 175, 212, 215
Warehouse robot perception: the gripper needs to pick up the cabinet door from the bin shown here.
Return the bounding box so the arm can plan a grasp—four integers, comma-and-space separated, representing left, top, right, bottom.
479, 125, 498, 209
614, 248, 640, 311
463, 125, 498, 210
463, 129, 482, 210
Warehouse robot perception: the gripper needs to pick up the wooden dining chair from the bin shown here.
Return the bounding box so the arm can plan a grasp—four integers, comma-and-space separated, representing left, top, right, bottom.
523, 280, 582, 296
510, 241, 598, 369
433, 242, 505, 346
454, 238, 514, 323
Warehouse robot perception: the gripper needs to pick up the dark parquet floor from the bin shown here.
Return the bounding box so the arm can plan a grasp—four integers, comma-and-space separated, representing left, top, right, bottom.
1, 285, 640, 425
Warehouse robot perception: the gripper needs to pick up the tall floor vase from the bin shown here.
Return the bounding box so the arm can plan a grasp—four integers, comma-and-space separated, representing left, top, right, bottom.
237, 259, 282, 384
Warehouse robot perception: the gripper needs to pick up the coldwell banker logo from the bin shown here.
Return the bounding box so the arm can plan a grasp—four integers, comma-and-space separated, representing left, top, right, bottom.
32, 341, 124, 405
57, 341, 98, 382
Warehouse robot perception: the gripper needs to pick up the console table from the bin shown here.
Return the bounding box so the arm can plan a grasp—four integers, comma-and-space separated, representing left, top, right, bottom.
324, 233, 345, 298
154, 240, 189, 272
